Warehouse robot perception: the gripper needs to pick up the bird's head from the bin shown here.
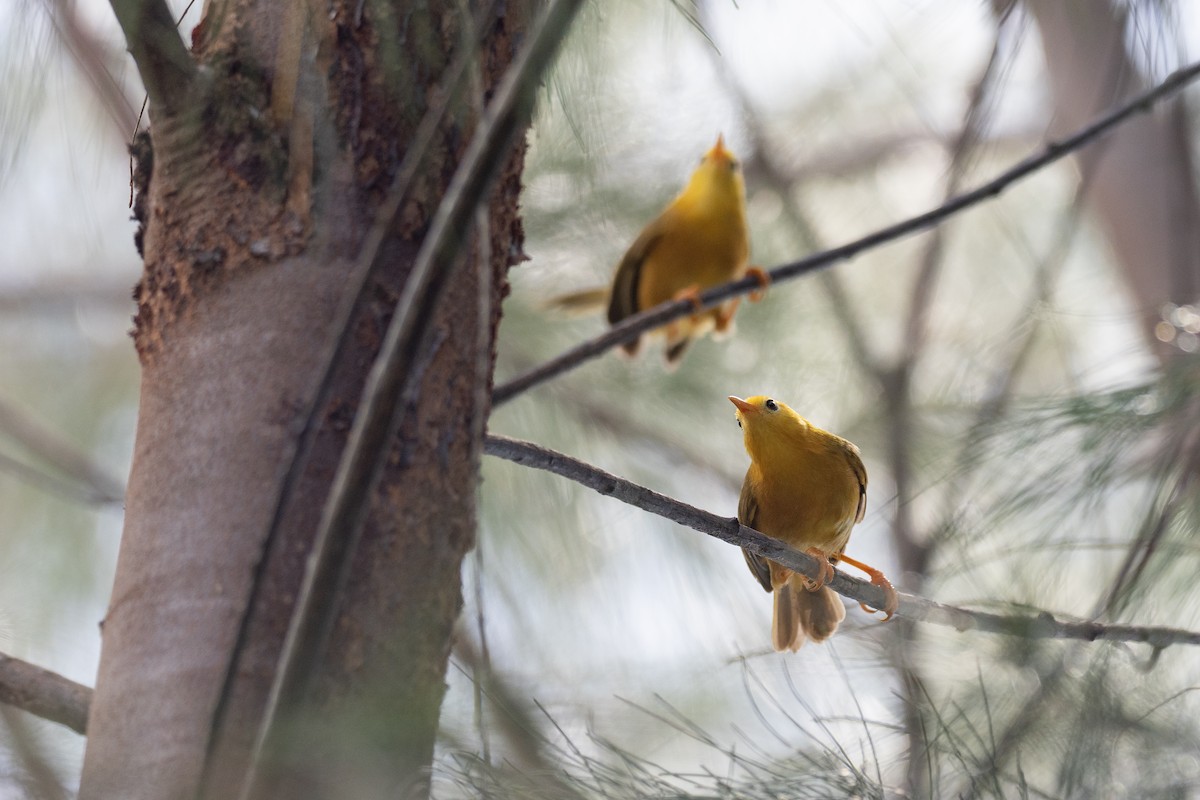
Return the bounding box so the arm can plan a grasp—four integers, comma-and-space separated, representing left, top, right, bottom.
702, 134, 739, 169
680, 135, 745, 211
729, 395, 809, 455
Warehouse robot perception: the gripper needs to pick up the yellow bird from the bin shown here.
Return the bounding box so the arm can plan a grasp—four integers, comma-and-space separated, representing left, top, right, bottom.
729, 395, 897, 651
554, 136, 767, 364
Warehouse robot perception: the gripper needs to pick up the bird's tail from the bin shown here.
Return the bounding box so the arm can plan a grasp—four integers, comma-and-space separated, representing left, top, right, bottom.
772, 575, 846, 651
541, 286, 609, 315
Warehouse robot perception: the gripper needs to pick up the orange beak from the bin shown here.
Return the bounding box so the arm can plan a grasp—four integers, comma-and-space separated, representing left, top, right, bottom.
728, 396, 756, 414
706, 134, 734, 165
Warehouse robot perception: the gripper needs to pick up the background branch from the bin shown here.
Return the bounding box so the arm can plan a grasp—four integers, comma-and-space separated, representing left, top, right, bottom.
44, 0, 138, 138
0, 651, 91, 735
0, 278, 134, 315
492, 59, 1200, 407
107, 0, 196, 117
0, 396, 125, 505
484, 434, 1200, 650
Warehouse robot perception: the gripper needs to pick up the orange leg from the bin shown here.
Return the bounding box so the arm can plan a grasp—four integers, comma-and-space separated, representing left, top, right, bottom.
672, 284, 704, 312
714, 298, 741, 333
799, 547, 835, 591
747, 266, 770, 303
836, 553, 898, 620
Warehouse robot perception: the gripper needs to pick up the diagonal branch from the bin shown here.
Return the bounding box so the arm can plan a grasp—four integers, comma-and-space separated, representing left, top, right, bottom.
0, 651, 91, 735
492, 59, 1200, 407
484, 434, 1200, 650
44, 0, 138, 138
0, 451, 120, 507
0, 396, 125, 505
107, 0, 196, 117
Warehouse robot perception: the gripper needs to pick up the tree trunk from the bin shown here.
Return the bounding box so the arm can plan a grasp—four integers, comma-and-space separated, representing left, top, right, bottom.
1024, 0, 1200, 356
80, 2, 532, 797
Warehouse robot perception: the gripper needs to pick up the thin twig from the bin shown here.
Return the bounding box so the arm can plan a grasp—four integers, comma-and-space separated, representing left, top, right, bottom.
0, 650, 91, 734
484, 434, 1200, 650
492, 59, 1200, 407
1099, 413, 1200, 618
0, 451, 119, 506
107, 0, 197, 116
453, 638, 587, 799
462, 10, 495, 763
238, 3, 584, 797
0, 396, 125, 505
44, 0, 138, 138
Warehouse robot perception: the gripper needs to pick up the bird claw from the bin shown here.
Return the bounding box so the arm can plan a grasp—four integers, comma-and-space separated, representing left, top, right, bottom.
673, 285, 704, 312
714, 299, 740, 334
837, 553, 898, 621
799, 548, 834, 591
747, 266, 770, 303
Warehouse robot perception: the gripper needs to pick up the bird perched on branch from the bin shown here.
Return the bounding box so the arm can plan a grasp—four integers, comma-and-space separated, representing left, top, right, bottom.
551, 135, 768, 365
729, 395, 897, 651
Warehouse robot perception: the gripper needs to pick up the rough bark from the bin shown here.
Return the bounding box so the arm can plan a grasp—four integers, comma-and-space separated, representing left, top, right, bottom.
81, 2, 531, 798
1024, 0, 1200, 356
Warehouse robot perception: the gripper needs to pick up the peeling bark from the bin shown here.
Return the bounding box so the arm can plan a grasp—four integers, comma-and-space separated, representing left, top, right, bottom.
81, 2, 532, 797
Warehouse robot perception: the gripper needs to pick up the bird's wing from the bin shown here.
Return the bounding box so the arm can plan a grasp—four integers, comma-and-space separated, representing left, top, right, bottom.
738, 476, 773, 593
606, 220, 665, 325
843, 442, 868, 524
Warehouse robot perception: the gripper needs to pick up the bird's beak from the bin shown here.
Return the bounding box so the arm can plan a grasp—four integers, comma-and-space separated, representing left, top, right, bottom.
706, 134, 733, 165
728, 395, 756, 414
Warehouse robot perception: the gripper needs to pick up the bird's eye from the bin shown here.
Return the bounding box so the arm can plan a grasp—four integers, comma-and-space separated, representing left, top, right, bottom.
764, 398, 778, 412
736, 418, 742, 428
728, 158, 739, 170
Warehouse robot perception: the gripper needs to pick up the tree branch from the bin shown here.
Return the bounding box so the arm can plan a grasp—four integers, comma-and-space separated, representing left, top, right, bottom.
492, 58, 1200, 407
0, 396, 125, 505
0, 451, 120, 507
107, 0, 196, 117
0, 651, 91, 735
44, 0, 138, 138
484, 434, 1200, 650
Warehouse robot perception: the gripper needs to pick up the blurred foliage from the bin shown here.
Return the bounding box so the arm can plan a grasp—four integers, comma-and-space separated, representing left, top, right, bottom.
0, 0, 140, 789
1, 0, 1199, 797
462, 1, 1200, 798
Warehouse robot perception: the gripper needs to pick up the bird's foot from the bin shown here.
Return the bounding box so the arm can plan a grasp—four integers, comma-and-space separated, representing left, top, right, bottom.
672, 284, 704, 312
714, 299, 741, 333
836, 553, 898, 620
799, 548, 834, 591
747, 266, 770, 303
